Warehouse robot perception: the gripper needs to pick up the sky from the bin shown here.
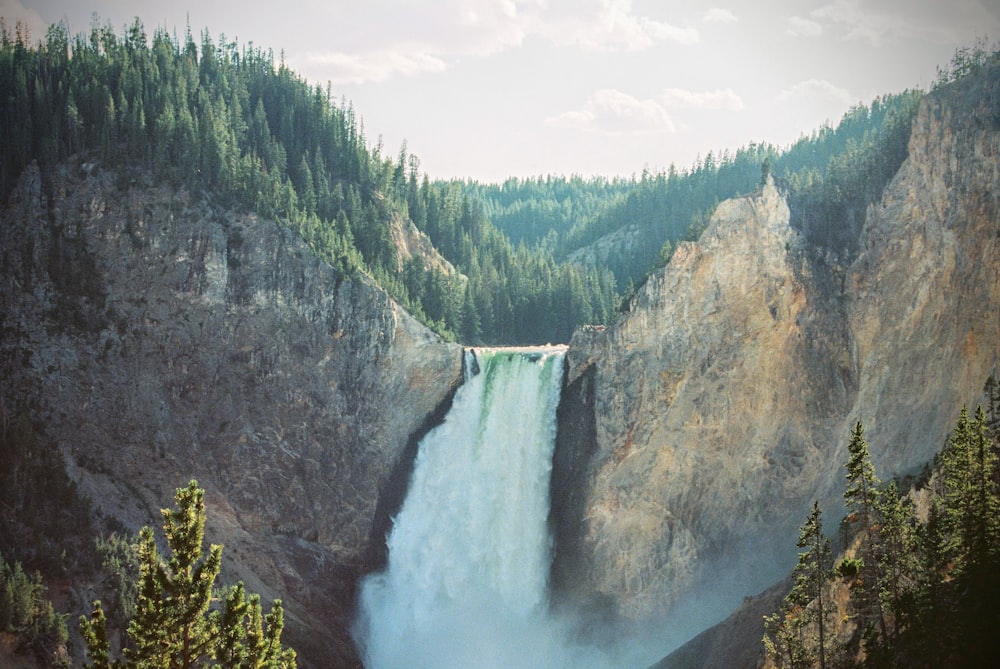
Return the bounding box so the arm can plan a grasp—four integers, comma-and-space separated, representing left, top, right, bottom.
4, 1, 1000, 182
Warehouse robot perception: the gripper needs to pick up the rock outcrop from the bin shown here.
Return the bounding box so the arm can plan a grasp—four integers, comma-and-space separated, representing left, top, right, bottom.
0, 160, 463, 667
556, 64, 1000, 646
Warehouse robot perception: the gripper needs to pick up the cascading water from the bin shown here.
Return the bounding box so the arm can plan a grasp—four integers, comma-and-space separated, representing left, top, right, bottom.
354, 346, 614, 669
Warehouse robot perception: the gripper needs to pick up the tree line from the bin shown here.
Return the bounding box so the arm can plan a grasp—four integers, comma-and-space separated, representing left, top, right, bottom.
763, 386, 1000, 669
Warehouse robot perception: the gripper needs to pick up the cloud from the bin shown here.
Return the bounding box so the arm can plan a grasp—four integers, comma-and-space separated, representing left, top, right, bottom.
786, 16, 824, 37
545, 0, 699, 51
304, 47, 449, 85
296, 0, 539, 83
547, 89, 676, 135
811, 0, 889, 46
660, 88, 744, 111
795, 0, 1000, 47
702, 8, 737, 24
777, 79, 855, 107
299, 0, 700, 84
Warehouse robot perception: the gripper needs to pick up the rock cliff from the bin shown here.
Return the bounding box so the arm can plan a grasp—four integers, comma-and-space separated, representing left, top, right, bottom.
556, 64, 1000, 648
0, 160, 463, 666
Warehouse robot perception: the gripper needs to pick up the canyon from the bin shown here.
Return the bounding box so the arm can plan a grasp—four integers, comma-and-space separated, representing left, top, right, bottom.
1, 64, 998, 669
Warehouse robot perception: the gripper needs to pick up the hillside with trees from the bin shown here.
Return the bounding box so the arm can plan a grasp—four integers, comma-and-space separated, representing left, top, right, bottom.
762, 393, 1000, 669
0, 18, 939, 345
0, 18, 619, 345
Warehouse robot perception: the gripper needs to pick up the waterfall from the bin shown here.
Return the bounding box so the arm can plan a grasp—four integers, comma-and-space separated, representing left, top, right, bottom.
354, 346, 612, 669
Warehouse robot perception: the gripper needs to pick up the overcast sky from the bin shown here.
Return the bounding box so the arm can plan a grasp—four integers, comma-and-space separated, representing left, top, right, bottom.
6, 1, 1000, 181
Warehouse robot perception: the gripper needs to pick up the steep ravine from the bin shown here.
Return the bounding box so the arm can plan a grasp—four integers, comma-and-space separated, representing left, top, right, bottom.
0, 160, 463, 667
554, 64, 1000, 656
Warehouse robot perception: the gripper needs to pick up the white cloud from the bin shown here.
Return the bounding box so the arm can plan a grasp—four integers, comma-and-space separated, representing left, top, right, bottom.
297, 0, 541, 83
539, 0, 699, 51
547, 89, 676, 135
304, 47, 449, 85
812, 0, 888, 46
778, 79, 855, 107
799, 0, 1000, 47
661, 87, 744, 110
702, 8, 737, 24
299, 0, 699, 84
786, 16, 824, 37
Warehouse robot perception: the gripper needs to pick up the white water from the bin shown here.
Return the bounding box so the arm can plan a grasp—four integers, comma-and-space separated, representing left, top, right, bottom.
354, 346, 617, 669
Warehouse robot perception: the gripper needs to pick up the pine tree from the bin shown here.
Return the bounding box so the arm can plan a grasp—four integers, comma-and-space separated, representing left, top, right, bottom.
763, 501, 833, 669
940, 406, 1000, 570
215, 582, 295, 669
938, 406, 1000, 667
873, 479, 916, 643
796, 501, 833, 669
843, 420, 888, 646
80, 481, 296, 669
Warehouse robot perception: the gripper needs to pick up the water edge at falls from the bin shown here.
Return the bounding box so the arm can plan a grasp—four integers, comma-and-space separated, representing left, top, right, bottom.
353, 346, 620, 669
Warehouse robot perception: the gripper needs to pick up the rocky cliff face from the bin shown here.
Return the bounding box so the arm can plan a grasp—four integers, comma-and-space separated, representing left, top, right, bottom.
556, 65, 1000, 644
0, 160, 463, 666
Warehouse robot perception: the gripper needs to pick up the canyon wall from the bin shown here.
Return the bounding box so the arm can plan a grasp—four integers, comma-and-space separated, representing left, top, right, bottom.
0, 161, 463, 666
555, 64, 1000, 643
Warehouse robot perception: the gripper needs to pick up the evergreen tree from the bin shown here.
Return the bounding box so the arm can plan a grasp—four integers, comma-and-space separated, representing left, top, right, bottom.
940, 406, 1000, 570
215, 582, 295, 669
873, 479, 916, 643
796, 501, 833, 669
80, 481, 295, 669
842, 420, 888, 646
0, 552, 70, 667
938, 405, 1000, 667
763, 501, 833, 669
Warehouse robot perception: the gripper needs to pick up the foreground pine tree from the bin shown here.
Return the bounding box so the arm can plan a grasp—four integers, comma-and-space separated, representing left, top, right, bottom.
763, 501, 833, 669
80, 480, 296, 668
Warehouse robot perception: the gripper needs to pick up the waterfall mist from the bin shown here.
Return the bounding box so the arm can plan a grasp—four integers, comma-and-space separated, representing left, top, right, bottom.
353, 347, 632, 669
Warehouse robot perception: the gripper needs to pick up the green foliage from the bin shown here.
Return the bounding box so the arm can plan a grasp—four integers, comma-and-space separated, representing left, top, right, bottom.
844, 421, 880, 522
80, 481, 296, 669
764, 501, 833, 669
0, 551, 70, 667
940, 405, 1000, 570
764, 400, 1000, 668
842, 420, 888, 646
458, 174, 632, 248
835, 557, 862, 579
0, 18, 620, 345
94, 533, 140, 630
215, 582, 296, 669
779, 91, 923, 257
934, 37, 1000, 88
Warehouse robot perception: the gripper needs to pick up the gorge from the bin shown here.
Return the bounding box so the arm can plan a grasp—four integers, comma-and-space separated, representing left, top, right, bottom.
1, 29, 999, 669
